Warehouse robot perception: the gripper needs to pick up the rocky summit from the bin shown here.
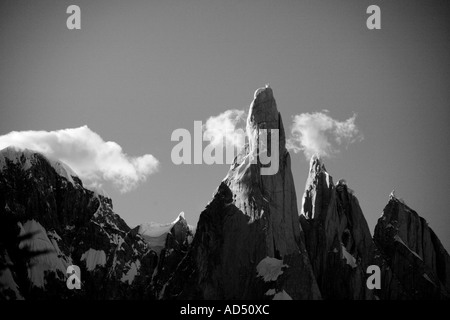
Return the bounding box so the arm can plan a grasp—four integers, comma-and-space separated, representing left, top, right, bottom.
161, 86, 321, 300
299, 155, 376, 299
374, 195, 450, 299
0, 88, 449, 300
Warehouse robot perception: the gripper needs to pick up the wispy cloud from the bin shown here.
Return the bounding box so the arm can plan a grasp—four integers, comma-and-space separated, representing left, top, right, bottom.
203, 109, 247, 148
287, 112, 363, 159
0, 126, 159, 192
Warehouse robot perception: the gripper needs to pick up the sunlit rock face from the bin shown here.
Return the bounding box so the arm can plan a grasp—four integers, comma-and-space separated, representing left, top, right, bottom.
161, 86, 321, 300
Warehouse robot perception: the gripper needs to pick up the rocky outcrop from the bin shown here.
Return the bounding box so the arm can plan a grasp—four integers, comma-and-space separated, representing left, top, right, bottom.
299, 155, 375, 299
161, 86, 321, 300
137, 212, 194, 254
374, 195, 450, 299
148, 213, 195, 298
0, 147, 156, 299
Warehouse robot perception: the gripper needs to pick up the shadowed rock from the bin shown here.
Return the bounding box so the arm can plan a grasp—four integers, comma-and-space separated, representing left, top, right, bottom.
299, 155, 375, 299
374, 195, 450, 299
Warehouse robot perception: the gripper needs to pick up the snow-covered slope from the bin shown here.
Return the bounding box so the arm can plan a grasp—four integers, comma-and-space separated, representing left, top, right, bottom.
0, 146, 36, 171
18, 220, 69, 288
138, 212, 194, 253
0, 146, 78, 185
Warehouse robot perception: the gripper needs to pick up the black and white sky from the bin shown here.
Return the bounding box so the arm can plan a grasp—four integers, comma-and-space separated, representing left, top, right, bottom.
1, 0, 449, 249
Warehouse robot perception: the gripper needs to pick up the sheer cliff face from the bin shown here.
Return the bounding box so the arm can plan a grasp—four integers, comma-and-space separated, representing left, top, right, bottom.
374, 196, 450, 299
150, 214, 194, 299
162, 86, 321, 300
299, 156, 375, 299
228, 87, 301, 259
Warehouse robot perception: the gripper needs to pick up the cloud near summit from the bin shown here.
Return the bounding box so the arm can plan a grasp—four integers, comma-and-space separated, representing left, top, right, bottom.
203, 109, 247, 148
287, 112, 363, 159
201, 108, 363, 161
0, 126, 159, 193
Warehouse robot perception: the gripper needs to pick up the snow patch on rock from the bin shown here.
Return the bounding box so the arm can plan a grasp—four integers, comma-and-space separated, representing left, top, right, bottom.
121, 260, 141, 284
273, 290, 292, 300
47, 230, 62, 241
341, 244, 357, 268
19, 220, 68, 288
265, 288, 276, 296
394, 235, 423, 261
422, 273, 435, 285
256, 257, 287, 282
0, 265, 24, 300
81, 249, 106, 271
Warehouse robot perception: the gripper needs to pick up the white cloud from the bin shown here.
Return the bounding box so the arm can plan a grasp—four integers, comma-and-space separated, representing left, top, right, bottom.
287, 112, 363, 159
0, 126, 159, 192
203, 109, 247, 149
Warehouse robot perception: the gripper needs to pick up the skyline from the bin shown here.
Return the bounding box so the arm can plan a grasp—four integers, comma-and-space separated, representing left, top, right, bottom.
1, 0, 449, 250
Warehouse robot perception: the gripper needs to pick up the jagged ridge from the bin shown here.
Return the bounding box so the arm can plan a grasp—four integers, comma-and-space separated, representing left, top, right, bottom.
1, 87, 449, 300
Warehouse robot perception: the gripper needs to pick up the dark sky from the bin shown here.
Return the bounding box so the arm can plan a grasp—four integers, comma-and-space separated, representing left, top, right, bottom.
1, 0, 449, 249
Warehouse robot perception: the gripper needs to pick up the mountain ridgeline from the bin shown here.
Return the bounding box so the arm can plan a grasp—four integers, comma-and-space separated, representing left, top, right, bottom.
1, 87, 449, 300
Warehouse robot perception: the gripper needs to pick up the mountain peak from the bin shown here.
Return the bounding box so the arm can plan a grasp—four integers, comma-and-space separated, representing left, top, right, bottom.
389, 189, 397, 200
246, 86, 286, 155
0, 145, 37, 166
137, 211, 193, 255
161, 86, 322, 300
177, 211, 186, 221
248, 85, 278, 129
253, 84, 272, 100
309, 154, 327, 174
374, 194, 450, 299
309, 154, 327, 172
0, 146, 79, 186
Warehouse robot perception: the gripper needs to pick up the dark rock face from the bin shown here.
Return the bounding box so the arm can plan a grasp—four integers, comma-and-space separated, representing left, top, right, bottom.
0, 148, 156, 299
162, 86, 321, 300
299, 156, 375, 299
151, 214, 194, 299
297, 155, 450, 300
374, 196, 450, 299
